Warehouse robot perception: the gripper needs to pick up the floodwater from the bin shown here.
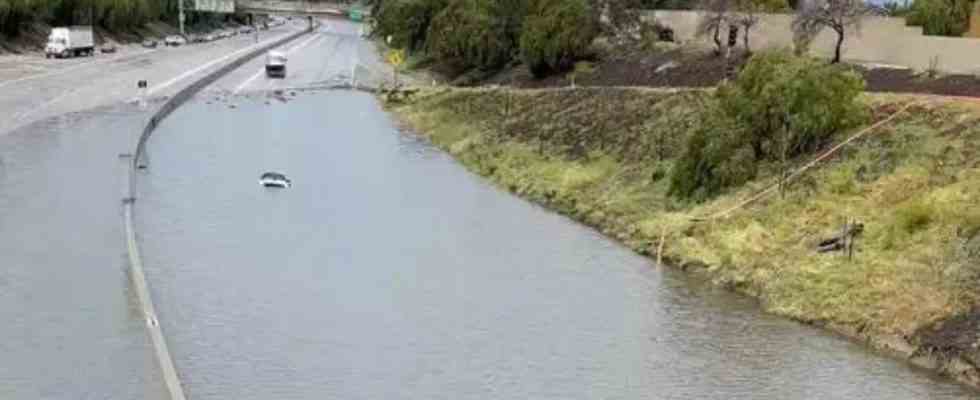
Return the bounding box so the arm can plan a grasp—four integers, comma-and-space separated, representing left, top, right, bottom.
128, 90, 978, 400
0, 105, 166, 399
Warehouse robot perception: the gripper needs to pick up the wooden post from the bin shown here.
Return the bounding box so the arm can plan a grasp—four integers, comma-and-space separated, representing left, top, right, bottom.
657, 226, 667, 266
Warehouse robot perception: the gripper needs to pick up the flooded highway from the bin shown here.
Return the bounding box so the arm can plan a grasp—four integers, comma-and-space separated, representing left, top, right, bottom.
130, 90, 977, 399
1, 16, 978, 400
0, 105, 167, 399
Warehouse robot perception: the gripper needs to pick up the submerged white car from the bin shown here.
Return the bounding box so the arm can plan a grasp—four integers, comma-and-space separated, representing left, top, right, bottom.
260, 172, 291, 188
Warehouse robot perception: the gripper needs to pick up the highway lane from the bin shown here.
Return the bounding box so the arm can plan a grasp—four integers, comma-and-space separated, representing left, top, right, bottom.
207, 18, 398, 98
0, 18, 310, 400
0, 21, 307, 137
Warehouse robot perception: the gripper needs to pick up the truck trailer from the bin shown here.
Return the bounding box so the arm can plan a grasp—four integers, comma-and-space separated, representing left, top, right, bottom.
46, 26, 95, 59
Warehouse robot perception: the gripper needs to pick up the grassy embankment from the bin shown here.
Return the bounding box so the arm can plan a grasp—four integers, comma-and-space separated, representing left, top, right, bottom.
389, 86, 980, 345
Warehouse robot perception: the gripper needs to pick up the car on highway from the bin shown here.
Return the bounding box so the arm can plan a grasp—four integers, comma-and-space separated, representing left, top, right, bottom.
164, 35, 187, 47
100, 43, 117, 54
239, 26, 255, 34
141, 39, 158, 48
265, 50, 287, 78
204, 33, 217, 42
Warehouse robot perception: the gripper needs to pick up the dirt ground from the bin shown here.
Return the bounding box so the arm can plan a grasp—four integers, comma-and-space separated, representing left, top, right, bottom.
915, 307, 980, 368
470, 43, 980, 98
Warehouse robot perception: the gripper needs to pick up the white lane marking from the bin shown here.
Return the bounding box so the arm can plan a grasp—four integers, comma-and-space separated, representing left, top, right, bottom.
231, 32, 324, 95
147, 28, 299, 96
0, 48, 157, 90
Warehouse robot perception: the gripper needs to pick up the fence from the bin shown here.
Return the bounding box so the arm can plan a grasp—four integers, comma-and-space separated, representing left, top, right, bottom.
644, 10, 980, 74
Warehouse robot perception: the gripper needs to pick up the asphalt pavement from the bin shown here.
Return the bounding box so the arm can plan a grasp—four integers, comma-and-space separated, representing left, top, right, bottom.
0, 21, 308, 136
206, 18, 396, 96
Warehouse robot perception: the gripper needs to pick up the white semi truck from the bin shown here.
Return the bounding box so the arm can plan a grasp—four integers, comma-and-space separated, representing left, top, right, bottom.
45, 26, 95, 58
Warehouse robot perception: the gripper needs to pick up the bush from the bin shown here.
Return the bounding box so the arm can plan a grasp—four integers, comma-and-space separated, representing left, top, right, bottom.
669, 51, 868, 202
907, 0, 973, 37
373, 0, 449, 51
426, 0, 524, 70
897, 200, 935, 233
519, 0, 599, 77
716, 50, 867, 161
668, 107, 758, 202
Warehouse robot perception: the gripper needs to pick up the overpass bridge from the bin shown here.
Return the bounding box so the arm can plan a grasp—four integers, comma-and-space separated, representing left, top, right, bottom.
235, 0, 369, 18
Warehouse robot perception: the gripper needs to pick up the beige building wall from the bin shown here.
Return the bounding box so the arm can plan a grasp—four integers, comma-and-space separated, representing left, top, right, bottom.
644, 10, 980, 75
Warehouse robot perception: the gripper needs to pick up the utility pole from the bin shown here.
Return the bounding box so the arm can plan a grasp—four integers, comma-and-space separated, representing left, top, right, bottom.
179, 0, 186, 36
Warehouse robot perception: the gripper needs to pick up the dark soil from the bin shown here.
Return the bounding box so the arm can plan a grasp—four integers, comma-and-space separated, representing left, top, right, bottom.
469, 43, 980, 98
915, 307, 980, 367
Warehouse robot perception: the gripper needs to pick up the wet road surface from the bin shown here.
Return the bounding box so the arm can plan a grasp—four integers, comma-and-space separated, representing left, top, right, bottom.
0, 21, 306, 136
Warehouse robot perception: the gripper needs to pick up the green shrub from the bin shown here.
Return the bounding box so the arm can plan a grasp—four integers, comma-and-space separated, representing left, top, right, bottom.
373, 0, 449, 51
897, 200, 935, 233
669, 51, 867, 202
668, 107, 758, 202
519, 0, 598, 77
426, 0, 525, 70
716, 50, 867, 162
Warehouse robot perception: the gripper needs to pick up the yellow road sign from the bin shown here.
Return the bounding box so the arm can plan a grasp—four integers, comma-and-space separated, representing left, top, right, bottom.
387, 50, 405, 67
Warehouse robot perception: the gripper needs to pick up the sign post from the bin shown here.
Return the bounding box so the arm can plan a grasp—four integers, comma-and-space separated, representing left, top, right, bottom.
178, 0, 185, 35
137, 80, 148, 109
387, 49, 405, 87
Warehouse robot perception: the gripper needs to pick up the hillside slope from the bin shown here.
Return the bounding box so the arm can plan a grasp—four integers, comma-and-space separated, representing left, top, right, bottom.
389, 87, 980, 387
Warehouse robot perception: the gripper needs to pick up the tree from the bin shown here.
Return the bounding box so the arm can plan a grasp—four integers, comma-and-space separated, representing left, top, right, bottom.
669, 51, 868, 201
732, 0, 787, 53
591, 0, 643, 38
716, 50, 866, 160
791, 0, 871, 63
372, 0, 449, 51
520, 0, 598, 77
696, 0, 735, 56
906, 0, 972, 36
426, 0, 525, 70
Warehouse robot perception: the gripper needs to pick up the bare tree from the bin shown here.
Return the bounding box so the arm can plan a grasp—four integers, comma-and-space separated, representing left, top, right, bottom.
696, 0, 735, 55
592, 0, 645, 40
732, 3, 759, 53
792, 0, 870, 63
733, 0, 787, 53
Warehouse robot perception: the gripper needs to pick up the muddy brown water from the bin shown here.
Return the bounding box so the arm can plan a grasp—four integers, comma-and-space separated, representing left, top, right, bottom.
123, 90, 980, 399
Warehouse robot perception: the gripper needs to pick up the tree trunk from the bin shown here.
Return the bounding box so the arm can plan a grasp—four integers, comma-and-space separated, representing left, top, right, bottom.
833, 29, 844, 64
712, 22, 722, 55
743, 25, 751, 53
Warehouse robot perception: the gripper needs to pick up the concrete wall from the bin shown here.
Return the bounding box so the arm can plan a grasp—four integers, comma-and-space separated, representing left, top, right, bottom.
645, 10, 980, 74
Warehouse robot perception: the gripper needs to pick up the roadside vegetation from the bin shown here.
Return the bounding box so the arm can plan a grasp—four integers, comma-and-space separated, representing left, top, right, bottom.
387, 51, 980, 368
369, 0, 648, 79
0, 0, 235, 46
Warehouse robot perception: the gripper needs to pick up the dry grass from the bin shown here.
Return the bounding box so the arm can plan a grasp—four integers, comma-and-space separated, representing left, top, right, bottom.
390, 87, 980, 336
